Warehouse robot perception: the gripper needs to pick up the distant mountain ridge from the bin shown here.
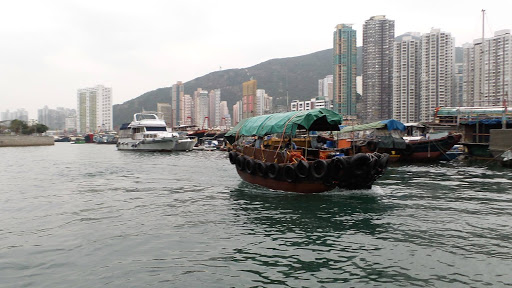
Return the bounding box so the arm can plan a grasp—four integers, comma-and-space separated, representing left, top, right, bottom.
113, 49, 334, 127
113, 46, 463, 127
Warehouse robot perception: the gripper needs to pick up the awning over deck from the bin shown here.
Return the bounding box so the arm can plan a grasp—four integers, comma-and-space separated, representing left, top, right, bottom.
225, 108, 342, 143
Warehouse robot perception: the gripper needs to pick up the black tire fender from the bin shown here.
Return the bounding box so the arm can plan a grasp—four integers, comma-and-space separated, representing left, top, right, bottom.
235, 155, 245, 171
228, 151, 237, 164
295, 160, 309, 178
245, 158, 256, 174
312, 159, 328, 179
283, 164, 297, 182
255, 160, 267, 177
267, 163, 280, 179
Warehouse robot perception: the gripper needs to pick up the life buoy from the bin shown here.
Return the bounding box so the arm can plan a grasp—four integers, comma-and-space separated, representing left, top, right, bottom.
311, 159, 328, 179
366, 140, 378, 152
283, 164, 296, 182
295, 160, 309, 178
267, 163, 280, 179
245, 158, 256, 174
228, 151, 237, 164
255, 161, 268, 177
235, 155, 245, 171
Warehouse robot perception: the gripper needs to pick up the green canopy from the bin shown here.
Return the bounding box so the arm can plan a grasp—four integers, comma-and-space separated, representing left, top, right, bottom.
339, 119, 406, 133
226, 108, 342, 144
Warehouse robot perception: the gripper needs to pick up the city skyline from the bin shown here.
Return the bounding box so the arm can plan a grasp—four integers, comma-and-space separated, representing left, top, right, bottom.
1, 0, 510, 118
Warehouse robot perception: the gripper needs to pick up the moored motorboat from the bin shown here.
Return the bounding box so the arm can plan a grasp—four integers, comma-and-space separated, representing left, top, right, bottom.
116, 112, 179, 152
225, 109, 389, 193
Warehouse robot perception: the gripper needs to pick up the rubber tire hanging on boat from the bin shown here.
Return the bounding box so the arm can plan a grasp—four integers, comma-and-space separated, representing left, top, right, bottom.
255, 161, 268, 177
245, 158, 256, 174
295, 160, 310, 178
350, 153, 372, 175
228, 151, 237, 164
235, 155, 245, 171
283, 164, 297, 183
267, 163, 280, 179
311, 159, 328, 179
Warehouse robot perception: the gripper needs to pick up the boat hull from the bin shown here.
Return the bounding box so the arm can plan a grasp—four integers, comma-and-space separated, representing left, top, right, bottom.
237, 169, 335, 194
401, 134, 462, 161
174, 138, 197, 151
116, 138, 177, 151
229, 147, 389, 194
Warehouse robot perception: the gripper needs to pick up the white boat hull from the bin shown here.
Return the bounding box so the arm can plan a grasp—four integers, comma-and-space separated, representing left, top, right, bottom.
174, 138, 197, 151
116, 138, 177, 151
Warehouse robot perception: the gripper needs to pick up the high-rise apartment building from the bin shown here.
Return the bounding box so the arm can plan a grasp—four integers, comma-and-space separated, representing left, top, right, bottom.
171, 81, 184, 126
363, 15, 395, 122
318, 75, 333, 101
76, 85, 112, 133
242, 80, 257, 119
194, 89, 209, 128
392, 34, 422, 123
333, 24, 357, 116
209, 89, 221, 127
420, 29, 455, 122
157, 103, 172, 127
38, 106, 76, 130
182, 94, 193, 125
232, 100, 242, 126
463, 29, 512, 107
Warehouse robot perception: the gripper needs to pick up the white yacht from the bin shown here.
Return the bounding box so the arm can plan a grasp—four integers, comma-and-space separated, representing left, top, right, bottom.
117, 112, 179, 151
174, 132, 197, 151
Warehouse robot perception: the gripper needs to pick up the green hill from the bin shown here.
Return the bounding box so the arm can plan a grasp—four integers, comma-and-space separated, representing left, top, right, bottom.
113, 48, 334, 127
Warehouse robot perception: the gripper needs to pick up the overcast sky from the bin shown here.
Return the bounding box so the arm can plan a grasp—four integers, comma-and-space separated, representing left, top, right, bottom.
1, 0, 510, 119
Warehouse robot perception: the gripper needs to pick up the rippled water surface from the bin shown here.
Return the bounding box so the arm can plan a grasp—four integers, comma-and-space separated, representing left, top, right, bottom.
1, 143, 512, 287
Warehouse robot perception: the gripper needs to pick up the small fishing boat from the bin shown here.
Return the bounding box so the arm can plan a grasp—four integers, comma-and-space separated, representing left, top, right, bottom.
225, 109, 389, 193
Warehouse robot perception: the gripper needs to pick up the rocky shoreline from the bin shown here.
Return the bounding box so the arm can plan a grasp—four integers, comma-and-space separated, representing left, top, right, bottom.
0, 135, 54, 147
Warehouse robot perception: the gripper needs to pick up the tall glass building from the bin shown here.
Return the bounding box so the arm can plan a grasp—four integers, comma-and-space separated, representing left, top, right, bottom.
333, 24, 357, 117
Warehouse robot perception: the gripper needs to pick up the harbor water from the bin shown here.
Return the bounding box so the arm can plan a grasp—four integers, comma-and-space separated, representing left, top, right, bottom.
1, 143, 512, 287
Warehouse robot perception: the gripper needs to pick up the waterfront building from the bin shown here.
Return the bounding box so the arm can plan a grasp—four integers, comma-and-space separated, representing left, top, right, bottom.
392, 34, 422, 123
171, 81, 184, 127
157, 103, 172, 127
219, 101, 231, 128
463, 29, 512, 107
242, 80, 257, 119
290, 97, 330, 111
363, 15, 395, 122
420, 29, 455, 122
333, 24, 357, 117
209, 89, 221, 127
76, 85, 112, 133
182, 94, 194, 126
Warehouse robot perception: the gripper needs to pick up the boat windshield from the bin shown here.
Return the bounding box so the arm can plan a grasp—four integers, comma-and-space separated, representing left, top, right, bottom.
146, 127, 167, 132
136, 114, 158, 121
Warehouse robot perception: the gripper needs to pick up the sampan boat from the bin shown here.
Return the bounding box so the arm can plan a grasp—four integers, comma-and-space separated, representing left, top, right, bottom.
225, 108, 390, 193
